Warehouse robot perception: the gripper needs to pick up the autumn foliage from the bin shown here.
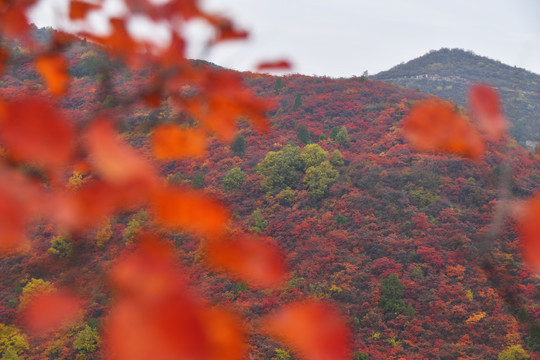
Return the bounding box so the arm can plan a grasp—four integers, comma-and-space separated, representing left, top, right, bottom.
1, 1, 540, 359
0, 1, 351, 359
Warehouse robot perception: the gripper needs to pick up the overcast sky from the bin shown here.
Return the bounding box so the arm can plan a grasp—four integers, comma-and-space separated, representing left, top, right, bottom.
30, 0, 540, 78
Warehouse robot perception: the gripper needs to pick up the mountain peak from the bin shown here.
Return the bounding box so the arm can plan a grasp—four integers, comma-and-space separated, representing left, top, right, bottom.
373, 48, 540, 149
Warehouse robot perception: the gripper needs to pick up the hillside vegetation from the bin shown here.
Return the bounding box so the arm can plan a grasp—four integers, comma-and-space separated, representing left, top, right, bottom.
1, 29, 540, 359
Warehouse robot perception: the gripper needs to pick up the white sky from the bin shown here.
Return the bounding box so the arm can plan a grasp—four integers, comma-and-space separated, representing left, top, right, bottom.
29, 0, 540, 78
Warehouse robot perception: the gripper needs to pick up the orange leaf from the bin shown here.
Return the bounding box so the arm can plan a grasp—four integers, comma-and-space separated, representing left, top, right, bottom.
256, 60, 292, 71
51, 181, 119, 231
207, 16, 249, 44
0, 185, 27, 252
263, 301, 351, 360
109, 233, 180, 301
163, 0, 202, 20
0, 96, 74, 169
152, 124, 206, 159
403, 101, 484, 159
158, 33, 186, 67
106, 234, 211, 360
69, 0, 101, 20
0, 2, 33, 37
36, 54, 70, 96
106, 298, 210, 360
206, 234, 286, 287
85, 118, 157, 186
203, 307, 246, 360
515, 192, 540, 273
0, 168, 41, 252
86, 18, 138, 59
150, 186, 229, 236
22, 290, 83, 335
468, 84, 507, 140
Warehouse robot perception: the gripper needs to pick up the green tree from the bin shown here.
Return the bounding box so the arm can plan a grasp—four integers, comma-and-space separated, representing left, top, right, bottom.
167, 172, 184, 185
330, 126, 340, 141
498, 345, 530, 360
222, 167, 246, 191
0, 324, 28, 356
96, 221, 113, 248
304, 161, 338, 200
410, 265, 425, 281
278, 188, 295, 206
526, 323, 540, 352
274, 77, 283, 94
230, 133, 247, 157
123, 218, 141, 244
297, 124, 311, 144
334, 126, 349, 144
293, 93, 302, 110
330, 149, 344, 167
257, 144, 304, 192
358, 70, 368, 82
48, 235, 73, 258
19, 278, 54, 309
250, 209, 268, 233
1, 348, 22, 360
335, 213, 348, 225
300, 144, 328, 170
273, 348, 291, 360
379, 273, 407, 315
73, 325, 100, 359
192, 172, 205, 189
353, 350, 369, 360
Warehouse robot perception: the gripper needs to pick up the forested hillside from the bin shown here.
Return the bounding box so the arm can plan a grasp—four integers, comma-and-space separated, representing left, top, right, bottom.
2, 28, 540, 359
373, 48, 540, 149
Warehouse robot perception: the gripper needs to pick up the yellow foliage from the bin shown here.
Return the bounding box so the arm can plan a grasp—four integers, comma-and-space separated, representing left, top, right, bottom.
465, 311, 486, 324
96, 221, 113, 248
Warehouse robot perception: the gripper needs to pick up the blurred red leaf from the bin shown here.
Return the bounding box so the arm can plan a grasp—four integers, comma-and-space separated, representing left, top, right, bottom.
205, 15, 248, 44
106, 297, 210, 360
0, 1, 35, 38
515, 192, 540, 273
0, 97, 74, 169
22, 290, 83, 335
0, 168, 41, 252
69, 0, 101, 20
162, 0, 202, 20
152, 124, 206, 159
150, 186, 229, 236
107, 235, 247, 360
403, 101, 484, 159
262, 301, 351, 360
0, 48, 8, 75
256, 60, 292, 71
469, 84, 507, 140
85, 118, 157, 186
36, 54, 70, 96
86, 18, 138, 58
204, 307, 246, 360
206, 234, 286, 287
109, 233, 180, 301
158, 33, 186, 67
106, 234, 210, 360
51, 181, 118, 231
179, 71, 270, 142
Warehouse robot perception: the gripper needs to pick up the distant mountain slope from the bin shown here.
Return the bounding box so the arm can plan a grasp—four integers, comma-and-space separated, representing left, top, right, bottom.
373, 48, 540, 149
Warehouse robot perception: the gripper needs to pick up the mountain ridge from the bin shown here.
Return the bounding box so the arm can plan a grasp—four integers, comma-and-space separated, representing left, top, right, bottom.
373, 48, 540, 149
